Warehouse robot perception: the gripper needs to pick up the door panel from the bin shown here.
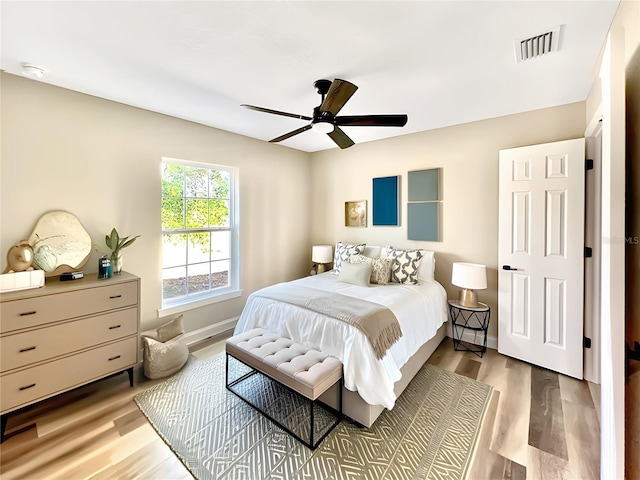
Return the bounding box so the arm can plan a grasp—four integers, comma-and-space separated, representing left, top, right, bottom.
498, 138, 585, 379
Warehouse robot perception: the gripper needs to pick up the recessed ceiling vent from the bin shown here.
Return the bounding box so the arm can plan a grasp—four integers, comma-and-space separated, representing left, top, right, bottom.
514, 25, 563, 63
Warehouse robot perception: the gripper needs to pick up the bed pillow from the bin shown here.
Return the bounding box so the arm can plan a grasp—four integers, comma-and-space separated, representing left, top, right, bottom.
349, 254, 393, 285
332, 242, 365, 274
385, 247, 425, 285
361, 245, 383, 259
418, 251, 436, 282
338, 262, 371, 287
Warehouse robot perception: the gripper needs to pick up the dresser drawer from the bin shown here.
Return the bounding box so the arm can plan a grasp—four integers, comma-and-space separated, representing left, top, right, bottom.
1, 337, 137, 414
1, 281, 138, 333
1, 308, 138, 373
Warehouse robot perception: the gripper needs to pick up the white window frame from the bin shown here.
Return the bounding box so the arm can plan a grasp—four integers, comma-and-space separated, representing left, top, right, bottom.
158, 157, 240, 317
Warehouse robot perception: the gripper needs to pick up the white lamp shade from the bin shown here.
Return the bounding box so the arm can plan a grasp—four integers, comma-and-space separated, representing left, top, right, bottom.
451, 262, 487, 289
312, 245, 333, 264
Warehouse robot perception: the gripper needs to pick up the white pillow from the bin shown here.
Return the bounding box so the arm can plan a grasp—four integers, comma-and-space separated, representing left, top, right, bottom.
338, 262, 371, 287
349, 254, 393, 285
143, 335, 189, 379
418, 251, 436, 282
362, 245, 382, 259
332, 242, 365, 274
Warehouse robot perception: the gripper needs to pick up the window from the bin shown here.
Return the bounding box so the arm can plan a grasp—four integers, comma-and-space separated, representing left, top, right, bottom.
161, 159, 239, 313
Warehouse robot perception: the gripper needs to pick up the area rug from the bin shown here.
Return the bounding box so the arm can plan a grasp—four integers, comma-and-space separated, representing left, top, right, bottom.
134, 353, 492, 480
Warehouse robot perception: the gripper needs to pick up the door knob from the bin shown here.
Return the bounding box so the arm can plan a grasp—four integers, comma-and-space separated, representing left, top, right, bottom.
502, 265, 518, 271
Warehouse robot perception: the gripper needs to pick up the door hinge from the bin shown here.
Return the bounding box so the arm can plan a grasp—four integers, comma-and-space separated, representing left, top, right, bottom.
585, 247, 593, 258
584, 337, 592, 348
585, 159, 594, 170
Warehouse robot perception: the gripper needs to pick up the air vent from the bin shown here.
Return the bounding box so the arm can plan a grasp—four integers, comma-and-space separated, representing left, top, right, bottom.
514, 25, 562, 63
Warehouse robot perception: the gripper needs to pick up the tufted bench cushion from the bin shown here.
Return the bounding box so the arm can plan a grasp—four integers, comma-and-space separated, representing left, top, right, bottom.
225, 328, 343, 449
226, 328, 342, 400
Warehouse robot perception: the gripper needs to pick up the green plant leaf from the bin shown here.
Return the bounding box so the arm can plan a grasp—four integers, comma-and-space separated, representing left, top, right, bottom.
120, 235, 140, 249
105, 234, 112, 250
111, 228, 119, 249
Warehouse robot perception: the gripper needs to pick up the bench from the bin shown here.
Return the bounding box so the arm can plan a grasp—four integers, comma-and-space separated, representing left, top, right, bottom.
225, 328, 343, 449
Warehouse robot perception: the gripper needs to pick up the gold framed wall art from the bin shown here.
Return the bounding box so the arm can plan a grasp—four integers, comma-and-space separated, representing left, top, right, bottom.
345, 200, 367, 227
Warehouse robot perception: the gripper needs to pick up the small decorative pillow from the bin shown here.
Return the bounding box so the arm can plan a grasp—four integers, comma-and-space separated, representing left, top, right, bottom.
332, 242, 365, 274
385, 247, 425, 285
349, 254, 393, 285
338, 262, 371, 287
142, 336, 189, 379
156, 314, 184, 342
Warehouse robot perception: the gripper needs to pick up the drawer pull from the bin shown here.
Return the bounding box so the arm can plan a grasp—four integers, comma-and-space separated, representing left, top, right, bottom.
19, 311, 37, 316
19, 346, 37, 353
108, 355, 121, 361
19, 384, 36, 391
109, 294, 122, 299
108, 325, 122, 330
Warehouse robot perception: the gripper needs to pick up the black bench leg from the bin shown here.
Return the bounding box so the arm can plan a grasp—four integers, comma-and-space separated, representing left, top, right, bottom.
1, 414, 7, 444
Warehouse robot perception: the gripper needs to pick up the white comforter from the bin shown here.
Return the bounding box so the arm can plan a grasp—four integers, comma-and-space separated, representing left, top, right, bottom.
234, 273, 448, 409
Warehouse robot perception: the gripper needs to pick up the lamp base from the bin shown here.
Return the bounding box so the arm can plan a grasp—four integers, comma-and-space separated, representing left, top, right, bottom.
458, 288, 479, 308
317, 263, 327, 274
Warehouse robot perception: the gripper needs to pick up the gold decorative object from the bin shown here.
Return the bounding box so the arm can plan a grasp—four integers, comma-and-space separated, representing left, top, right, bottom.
6, 241, 34, 272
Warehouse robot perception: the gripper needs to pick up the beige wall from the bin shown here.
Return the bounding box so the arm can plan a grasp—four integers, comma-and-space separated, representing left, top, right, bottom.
0, 73, 311, 333
310, 103, 586, 339
0, 72, 590, 343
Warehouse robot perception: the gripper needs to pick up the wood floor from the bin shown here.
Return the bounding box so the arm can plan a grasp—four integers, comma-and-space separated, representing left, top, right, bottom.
0, 335, 602, 479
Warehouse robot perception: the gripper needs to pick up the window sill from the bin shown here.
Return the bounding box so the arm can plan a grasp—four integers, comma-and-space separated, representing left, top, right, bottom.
158, 289, 243, 318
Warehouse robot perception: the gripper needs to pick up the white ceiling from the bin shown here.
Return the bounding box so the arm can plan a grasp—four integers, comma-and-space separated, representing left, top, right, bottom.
1, 1, 620, 153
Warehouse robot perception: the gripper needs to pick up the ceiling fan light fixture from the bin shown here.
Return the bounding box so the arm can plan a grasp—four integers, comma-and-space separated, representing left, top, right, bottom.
312, 121, 334, 134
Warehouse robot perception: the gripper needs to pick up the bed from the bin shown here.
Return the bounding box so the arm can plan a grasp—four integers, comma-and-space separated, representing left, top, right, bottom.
233, 244, 449, 427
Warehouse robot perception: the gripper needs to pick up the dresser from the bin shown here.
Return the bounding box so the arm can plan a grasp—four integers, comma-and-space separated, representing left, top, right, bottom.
0, 271, 140, 443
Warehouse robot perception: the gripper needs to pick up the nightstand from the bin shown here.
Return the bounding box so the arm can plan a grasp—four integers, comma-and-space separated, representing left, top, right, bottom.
448, 300, 490, 358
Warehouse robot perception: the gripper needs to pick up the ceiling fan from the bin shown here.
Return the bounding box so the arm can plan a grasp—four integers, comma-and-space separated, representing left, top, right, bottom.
241, 79, 408, 149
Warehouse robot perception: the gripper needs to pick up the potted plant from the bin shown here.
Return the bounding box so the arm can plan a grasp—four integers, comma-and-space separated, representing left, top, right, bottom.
104, 228, 140, 274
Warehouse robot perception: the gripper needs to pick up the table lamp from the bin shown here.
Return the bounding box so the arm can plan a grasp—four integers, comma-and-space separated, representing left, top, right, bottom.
312, 245, 333, 273
451, 262, 487, 308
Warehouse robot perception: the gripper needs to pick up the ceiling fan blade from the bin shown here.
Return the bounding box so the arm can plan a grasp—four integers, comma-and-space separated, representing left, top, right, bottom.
320, 79, 358, 116
269, 124, 312, 143
335, 114, 408, 127
327, 126, 355, 149
242, 104, 312, 121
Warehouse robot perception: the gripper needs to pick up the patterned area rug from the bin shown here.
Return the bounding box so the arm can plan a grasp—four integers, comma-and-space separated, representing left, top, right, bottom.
134, 353, 492, 480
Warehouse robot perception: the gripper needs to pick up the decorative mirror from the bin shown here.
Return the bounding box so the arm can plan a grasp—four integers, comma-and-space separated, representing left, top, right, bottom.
7, 211, 93, 277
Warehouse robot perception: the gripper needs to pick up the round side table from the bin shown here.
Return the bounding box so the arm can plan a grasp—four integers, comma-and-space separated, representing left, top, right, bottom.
448, 299, 491, 358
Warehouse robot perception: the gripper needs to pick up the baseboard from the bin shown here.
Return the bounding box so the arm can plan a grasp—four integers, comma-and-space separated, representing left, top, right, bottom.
183, 317, 238, 346
445, 322, 498, 350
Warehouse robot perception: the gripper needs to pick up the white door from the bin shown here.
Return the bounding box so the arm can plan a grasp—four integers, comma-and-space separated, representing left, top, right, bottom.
498, 138, 585, 379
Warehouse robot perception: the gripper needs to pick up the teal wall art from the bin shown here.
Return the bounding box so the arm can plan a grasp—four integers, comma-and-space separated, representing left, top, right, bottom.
372, 176, 400, 226
407, 168, 441, 241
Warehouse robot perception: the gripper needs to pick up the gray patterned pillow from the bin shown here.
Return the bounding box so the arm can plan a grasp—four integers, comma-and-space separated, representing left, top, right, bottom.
332, 242, 365, 274
349, 254, 393, 285
385, 247, 425, 284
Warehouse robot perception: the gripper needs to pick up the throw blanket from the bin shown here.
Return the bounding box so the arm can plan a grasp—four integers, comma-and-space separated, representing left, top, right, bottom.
253, 283, 402, 359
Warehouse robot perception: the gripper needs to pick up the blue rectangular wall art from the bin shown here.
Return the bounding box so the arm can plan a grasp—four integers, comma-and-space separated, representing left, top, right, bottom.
408, 203, 439, 241
407, 168, 441, 241
372, 176, 400, 226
